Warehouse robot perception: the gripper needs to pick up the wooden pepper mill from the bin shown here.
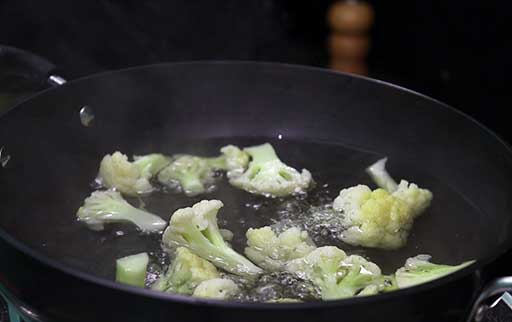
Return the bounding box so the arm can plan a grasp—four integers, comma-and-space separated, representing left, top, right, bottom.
327, 0, 375, 76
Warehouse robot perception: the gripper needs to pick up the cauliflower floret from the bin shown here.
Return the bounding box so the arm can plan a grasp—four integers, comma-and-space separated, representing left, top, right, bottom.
98, 152, 170, 196
152, 247, 219, 294
229, 143, 312, 197
366, 157, 433, 217
76, 190, 166, 232
393, 180, 433, 217
158, 155, 215, 196
286, 247, 384, 300
245, 226, 316, 271
162, 200, 262, 277
333, 185, 413, 249
192, 278, 239, 300
220, 145, 250, 177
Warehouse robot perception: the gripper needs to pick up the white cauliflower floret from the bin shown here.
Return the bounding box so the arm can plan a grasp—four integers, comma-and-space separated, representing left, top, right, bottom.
366, 157, 433, 217
245, 226, 316, 271
286, 247, 385, 300
76, 190, 167, 232
162, 200, 262, 277
98, 151, 170, 196
151, 247, 219, 294
192, 278, 239, 300
229, 143, 312, 197
333, 185, 413, 249
393, 180, 433, 217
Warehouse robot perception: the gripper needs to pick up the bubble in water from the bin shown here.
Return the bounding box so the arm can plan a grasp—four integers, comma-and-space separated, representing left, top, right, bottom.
233, 272, 320, 302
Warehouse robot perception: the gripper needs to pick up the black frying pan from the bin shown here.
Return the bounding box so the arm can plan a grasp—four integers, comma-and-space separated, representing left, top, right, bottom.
0, 47, 512, 322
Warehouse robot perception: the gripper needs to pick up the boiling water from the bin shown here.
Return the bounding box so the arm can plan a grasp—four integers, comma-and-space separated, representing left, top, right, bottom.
23, 137, 489, 302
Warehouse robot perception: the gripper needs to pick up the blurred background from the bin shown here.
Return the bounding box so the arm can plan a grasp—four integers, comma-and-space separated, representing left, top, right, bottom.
0, 0, 510, 139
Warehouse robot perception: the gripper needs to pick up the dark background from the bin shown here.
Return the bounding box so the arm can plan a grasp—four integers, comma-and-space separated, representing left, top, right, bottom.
0, 0, 510, 139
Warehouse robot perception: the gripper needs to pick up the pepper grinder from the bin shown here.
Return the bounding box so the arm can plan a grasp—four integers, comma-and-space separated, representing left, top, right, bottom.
327, 0, 374, 76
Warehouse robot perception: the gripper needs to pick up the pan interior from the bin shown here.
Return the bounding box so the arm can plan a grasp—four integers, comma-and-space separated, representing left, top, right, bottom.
0, 62, 510, 301
0, 136, 492, 281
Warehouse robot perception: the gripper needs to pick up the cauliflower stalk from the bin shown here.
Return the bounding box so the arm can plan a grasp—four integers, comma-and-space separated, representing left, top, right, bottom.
245, 226, 316, 271
158, 145, 249, 196
162, 200, 263, 277
116, 252, 149, 287
98, 152, 170, 196
286, 246, 387, 300
395, 255, 474, 289
229, 143, 312, 197
152, 247, 219, 294
76, 190, 166, 232
192, 278, 239, 299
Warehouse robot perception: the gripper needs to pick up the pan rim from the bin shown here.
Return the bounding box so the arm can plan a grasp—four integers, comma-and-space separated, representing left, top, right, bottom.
0, 60, 511, 310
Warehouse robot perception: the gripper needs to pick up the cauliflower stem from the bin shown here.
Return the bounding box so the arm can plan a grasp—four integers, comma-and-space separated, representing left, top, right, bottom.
77, 190, 167, 232
395, 255, 474, 288
116, 252, 149, 287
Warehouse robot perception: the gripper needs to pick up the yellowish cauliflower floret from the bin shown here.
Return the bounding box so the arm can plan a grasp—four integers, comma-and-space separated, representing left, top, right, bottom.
152, 247, 219, 294
98, 152, 170, 196
366, 157, 433, 217
245, 226, 316, 271
333, 185, 413, 249
229, 143, 312, 197
393, 180, 433, 217
192, 278, 239, 299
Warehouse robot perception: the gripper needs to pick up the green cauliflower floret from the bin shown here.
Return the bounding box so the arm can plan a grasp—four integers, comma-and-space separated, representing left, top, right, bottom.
192, 278, 239, 300
366, 158, 433, 217
286, 247, 384, 300
76, 190, 166, 232
157, 145, 249, 196
152, 247, 219, 294
395, 255, 474, 289
162, 200, 263, 277
229, 143, 312, 197
98, 152, 170, 196
245, 226, 316, 271
333, 185, 413, 249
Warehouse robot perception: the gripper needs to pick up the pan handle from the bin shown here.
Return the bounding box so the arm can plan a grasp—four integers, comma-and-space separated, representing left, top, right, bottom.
466, 277, 512, 322
0, 45, 65, 88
